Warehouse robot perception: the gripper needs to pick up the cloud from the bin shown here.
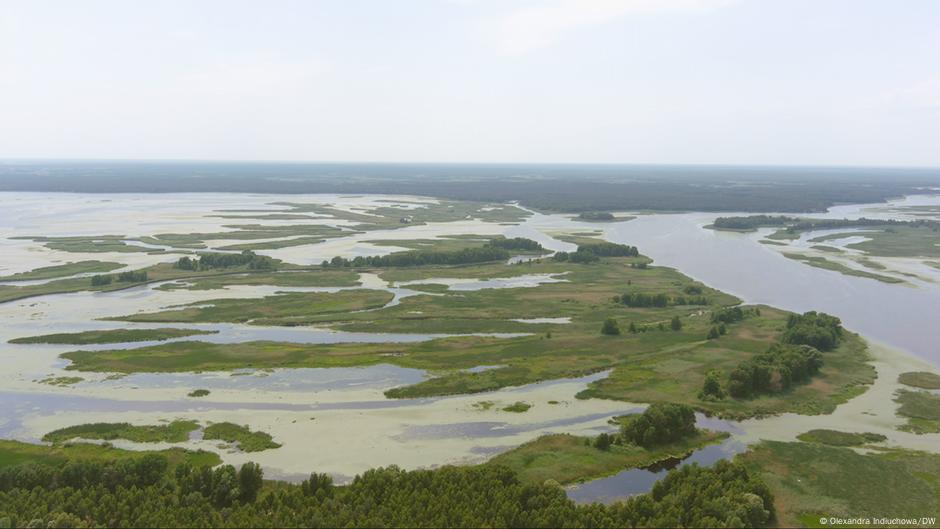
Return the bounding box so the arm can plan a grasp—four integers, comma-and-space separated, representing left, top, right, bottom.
483, 0, 738, 54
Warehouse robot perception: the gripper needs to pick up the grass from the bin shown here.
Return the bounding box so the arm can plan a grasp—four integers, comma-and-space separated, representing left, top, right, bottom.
738, 441, 940, 527
895, 390, 940, 434
898, 371, 940, 390
501, 402, 532, 413
187, 389, 210, 397
795, 429, 887, 447
489, 429, 728, 485
782, 253, 904, 284
202, 422, 281, 452
112, 289, 394, 325
43, 421, 200, 444
155, 269, 361, 291
10, 328, 218, 345
0, 260, 124, 282
60, 257, 876, 420
0, 439, 220, 471
844, 226, 940, 258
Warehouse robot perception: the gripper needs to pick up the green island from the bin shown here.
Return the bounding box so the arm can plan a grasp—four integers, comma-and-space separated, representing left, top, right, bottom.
894, 390, 940, 434
36, 376, 84, 387
0, 260, 124, 282
709, 214, 940, 259
899, 371, 940, 390
202, 422, 281, 452
795, 429, 887, 447
187, 389, 211, 397
781, 253, 904, 283
43, 421, 200, 444
10, 327, 218, 345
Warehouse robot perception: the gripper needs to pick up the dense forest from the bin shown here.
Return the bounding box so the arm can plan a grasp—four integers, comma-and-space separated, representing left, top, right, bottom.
2, 161, 934, 213
727, 344, 824, 398
0, 451, 774, 528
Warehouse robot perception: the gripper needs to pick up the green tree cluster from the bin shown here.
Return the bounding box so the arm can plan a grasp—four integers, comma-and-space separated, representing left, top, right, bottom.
601, 317, 621, 335
728, 344, 823, 398
485, 237, 543, 251
781, 311, 843, 351
176, 250, 275, 271
0, 454, 774, 528
323, 246, 509, 268
620, 402, 697, 448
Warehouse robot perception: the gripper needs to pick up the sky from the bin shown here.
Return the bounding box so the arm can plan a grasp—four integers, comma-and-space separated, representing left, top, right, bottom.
1, 0, 939, 166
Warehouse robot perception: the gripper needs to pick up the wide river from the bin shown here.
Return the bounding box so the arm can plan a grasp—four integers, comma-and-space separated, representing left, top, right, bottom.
0, 191, 938, 500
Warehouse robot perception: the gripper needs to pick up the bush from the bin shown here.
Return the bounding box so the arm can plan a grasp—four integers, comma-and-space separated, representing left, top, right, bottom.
601, 318, 621, 335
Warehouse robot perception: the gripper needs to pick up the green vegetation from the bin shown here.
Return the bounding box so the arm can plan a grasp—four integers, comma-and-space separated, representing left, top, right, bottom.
37, 376, 83, 387
155, 269, 360, 291
899, 371, 940, 390
112, 289, 394, 325
501, 402, 532, 413
0, 446, 773, 528
61, 255, 874, 420
202, 422, 281, 452
489, 429, 728, 485
43, 421, 200, 444
0, 438, 220, 472
782, 253, 904, 283
727, 344, 823, 399
10, 328, 217, 345
175, 250, 276, 271
578, 211, 615, 221
187, 389, 210, 397
322, 246, 512, 268
0, 261, 124, 282
600, 317, 621, 335
895, 390, 940, 434
795, 429, 887, 447
619, 403, 697, 448
0, 261, 298, 305
739, 441, 940, 527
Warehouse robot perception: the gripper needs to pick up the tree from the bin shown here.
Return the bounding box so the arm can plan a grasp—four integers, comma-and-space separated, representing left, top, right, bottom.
237, 462, 263, 503
707, 327, 721, 339
601, 318, 621, 336
628, 322, 638, 334
670, 316, 682, 331
593, 433, 612, 450
699, 370, 725, 400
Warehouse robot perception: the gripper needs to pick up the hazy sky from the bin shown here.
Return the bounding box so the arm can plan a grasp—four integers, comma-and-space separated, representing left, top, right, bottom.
2, 0, 939, 165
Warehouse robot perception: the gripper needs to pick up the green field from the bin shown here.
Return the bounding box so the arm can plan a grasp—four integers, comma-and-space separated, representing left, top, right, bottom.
739, 441, 940, 527
489, 429, 728, 485
202, 422, 281, 452
11, 328, 217, 345
43, 421, 200, 444
0, 260, 124, 281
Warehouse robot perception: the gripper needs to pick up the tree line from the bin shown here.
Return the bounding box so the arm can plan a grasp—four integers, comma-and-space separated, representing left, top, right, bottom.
713, 215, 940, 233
616, 292, 709, 308
322, 246, 511, 268
485, 237, 544, 251
0, 449, 774, 528
175, 250, 275, 271
90, 270, 148, 286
